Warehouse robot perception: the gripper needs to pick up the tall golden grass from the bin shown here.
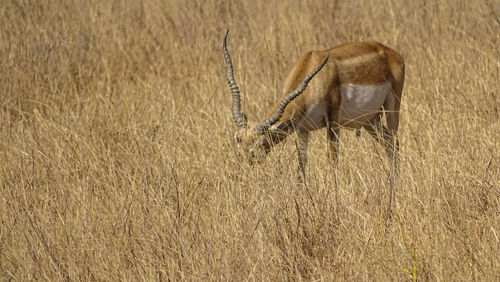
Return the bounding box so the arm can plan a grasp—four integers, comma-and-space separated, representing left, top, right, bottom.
0, 0, 498, 280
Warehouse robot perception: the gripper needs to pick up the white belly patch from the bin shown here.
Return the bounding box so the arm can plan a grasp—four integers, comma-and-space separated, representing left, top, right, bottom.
339, 83, 390, 126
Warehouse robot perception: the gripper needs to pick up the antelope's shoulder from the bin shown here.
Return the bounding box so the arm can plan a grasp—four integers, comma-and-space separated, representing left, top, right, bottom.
283, 50, 329, 88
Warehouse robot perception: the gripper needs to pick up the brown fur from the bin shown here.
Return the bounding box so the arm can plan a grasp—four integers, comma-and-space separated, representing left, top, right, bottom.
272, 42, 404, 127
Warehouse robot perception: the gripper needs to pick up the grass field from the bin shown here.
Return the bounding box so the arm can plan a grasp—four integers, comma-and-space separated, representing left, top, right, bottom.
1, 0, 499, 280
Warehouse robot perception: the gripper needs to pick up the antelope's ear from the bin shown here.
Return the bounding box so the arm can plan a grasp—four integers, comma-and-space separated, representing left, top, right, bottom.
275, 122, 289, 132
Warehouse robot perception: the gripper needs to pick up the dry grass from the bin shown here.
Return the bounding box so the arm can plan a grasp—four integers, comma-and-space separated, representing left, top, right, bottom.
1, 0, 499, 280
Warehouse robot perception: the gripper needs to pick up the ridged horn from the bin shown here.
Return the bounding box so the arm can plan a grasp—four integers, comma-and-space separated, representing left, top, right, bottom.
223, 30, 247, 128
254, 55, 329, 133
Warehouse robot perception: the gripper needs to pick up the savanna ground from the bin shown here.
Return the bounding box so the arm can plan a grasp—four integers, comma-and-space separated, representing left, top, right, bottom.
0, 0, 499, 280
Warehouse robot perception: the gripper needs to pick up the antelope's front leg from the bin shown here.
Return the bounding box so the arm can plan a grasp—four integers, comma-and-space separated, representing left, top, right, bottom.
296, 129, 310, 178
327, 122, 340, 163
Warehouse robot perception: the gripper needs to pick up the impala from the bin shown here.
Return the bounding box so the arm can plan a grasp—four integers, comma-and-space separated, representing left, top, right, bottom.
223, 31, 405, 177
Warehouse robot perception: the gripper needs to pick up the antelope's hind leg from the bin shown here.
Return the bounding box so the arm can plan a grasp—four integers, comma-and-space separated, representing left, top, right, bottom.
362, 117, 399, 170
363, 116, 399, 223
383, 92, 401, 171
296, 129, 310, 179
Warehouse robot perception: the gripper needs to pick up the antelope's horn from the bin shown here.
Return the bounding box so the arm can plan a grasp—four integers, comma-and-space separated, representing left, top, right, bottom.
223, 30, 247, 128
254, 55, 329, 133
